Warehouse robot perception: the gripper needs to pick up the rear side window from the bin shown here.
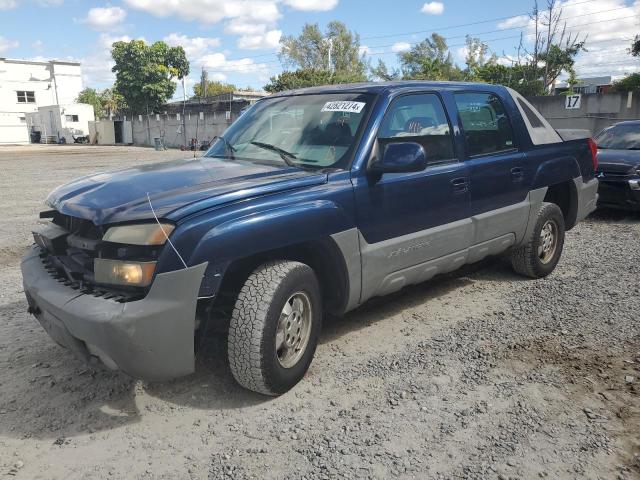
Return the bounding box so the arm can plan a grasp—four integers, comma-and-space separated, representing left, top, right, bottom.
454, 92, 515, 156
378, 93, 455, 164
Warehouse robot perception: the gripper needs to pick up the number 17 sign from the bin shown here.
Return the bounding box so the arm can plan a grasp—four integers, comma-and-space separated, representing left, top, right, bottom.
565, 94, 581, 109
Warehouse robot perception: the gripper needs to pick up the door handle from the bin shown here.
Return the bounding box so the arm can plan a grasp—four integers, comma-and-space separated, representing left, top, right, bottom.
451, 177, 469, 194
510, 167, 524, 182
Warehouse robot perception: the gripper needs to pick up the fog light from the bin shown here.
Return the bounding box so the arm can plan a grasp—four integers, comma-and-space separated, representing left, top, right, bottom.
629, 179, 640, 191
94, 259, 156, 287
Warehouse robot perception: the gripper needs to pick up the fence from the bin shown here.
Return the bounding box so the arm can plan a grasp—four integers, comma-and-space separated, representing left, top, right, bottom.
527, 91, 640, 135
119, 99, 248, 148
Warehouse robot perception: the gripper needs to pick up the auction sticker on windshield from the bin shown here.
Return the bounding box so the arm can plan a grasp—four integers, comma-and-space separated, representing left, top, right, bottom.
321, 101, 366, 113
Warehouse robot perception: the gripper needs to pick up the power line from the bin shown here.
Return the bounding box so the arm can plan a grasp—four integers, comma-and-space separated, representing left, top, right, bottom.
217, 4, 639, 68
363, 27, 638, 61
362, 14, 638, 54
204, 4, 640, 76
359, 0, 604, 40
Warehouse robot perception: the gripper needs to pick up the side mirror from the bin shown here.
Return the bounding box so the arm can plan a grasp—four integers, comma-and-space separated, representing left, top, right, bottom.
368, 142, 427, 175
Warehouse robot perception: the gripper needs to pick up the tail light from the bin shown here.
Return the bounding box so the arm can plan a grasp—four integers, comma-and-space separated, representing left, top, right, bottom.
587, 137, 598, 173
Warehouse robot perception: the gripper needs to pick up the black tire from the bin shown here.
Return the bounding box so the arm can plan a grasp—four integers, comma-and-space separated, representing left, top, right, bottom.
510, 202, 565, 278
228, 261, 322, 395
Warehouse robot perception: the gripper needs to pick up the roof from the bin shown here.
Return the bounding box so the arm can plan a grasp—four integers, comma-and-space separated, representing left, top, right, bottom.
555, 76, 612, 88
268, 80, 504, 97
0, 58, 81, 67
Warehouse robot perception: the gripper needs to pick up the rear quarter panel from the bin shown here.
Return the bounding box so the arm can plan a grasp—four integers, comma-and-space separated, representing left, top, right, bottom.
527, 139, 595, 188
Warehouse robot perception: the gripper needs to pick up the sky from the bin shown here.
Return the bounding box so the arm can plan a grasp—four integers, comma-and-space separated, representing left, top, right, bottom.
1, 0, 640, 96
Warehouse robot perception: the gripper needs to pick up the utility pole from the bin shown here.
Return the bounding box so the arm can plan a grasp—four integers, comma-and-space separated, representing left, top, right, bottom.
195, 67, 206, 157
327, 37, 334, 72
181, 76, 187, 148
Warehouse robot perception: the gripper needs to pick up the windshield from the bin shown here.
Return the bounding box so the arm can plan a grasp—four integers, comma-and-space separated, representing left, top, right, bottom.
204, 93, 374, 169
595, 124, 640, 150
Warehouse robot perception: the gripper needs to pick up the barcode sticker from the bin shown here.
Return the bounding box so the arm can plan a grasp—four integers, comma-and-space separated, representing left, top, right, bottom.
321, 101, 366, 113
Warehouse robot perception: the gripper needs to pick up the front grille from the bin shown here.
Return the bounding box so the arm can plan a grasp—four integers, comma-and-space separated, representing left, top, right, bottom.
39, 249, 141, 302
54, 214, 100, 238
36, 212, 147, 303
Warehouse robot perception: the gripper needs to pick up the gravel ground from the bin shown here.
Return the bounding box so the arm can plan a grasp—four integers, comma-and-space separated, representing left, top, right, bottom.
0, 145, 638, 480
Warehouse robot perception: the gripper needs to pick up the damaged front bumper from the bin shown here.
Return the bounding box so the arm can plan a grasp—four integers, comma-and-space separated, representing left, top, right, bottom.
21, 245, 207, 381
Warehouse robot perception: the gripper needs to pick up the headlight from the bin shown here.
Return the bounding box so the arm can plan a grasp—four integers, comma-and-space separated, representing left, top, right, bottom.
102, 223, 175, 245
94, 259, 156, 287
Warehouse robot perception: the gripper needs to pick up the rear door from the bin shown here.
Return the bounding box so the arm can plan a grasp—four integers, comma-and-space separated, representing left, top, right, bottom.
454, 92, 529, 245
353, 92, 471, 301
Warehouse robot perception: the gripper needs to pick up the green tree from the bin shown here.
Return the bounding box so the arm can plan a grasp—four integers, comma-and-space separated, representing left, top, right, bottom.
111, 40, 189, 113
278, 20, 368, 82
630, 35, 640, 57
612, 73, 640, 92
399, 34, 463, 81
370, 59, 400, 82
522, 0, 586, 93
463, 36, 498, 80
76, 87, 105, 119
264, 69, 366, 93
538, 42, 585, 92
193, 79, 237, 98
615, 31, 640, 90
279, 21, 368, 77
464, 36, 489, 74
564, 69, 582, 94
100, 87, 127, 117
266, 21, 368, 92
474, 63, 546, 96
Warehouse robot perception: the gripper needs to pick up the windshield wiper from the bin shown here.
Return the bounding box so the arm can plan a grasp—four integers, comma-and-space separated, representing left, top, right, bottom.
213, 135, 236, 159
250, 141, 298, 167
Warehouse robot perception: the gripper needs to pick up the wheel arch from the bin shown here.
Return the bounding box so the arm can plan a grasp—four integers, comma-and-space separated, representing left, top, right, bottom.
217, 236, 352, 316
543, 179, 579, 230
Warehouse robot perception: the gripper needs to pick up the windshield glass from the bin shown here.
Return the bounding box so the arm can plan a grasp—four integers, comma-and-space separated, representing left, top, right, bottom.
204, 93, 374, 169
595, 124, 640, 149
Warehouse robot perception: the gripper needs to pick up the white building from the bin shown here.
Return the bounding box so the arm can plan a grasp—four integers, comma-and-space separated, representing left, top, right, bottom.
0, 58, 83, 144
26, 104, 95, 143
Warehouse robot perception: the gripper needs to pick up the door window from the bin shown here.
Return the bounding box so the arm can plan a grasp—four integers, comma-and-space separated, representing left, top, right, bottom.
454, 92, 515, 156
378, 93, 455, 164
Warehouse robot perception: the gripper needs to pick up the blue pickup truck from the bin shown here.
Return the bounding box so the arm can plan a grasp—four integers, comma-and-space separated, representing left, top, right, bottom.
22, 82, 598, 395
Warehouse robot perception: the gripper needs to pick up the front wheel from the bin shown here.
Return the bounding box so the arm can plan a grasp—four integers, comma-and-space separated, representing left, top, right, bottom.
228, 261, 322, 395
510, 202, 565, 278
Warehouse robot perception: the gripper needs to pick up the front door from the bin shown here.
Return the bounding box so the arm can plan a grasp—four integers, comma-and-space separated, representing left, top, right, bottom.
353, 92, 471, 301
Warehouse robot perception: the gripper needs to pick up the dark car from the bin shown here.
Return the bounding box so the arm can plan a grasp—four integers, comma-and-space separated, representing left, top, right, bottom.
595, 121, 640, 211
21, 82, 598, 395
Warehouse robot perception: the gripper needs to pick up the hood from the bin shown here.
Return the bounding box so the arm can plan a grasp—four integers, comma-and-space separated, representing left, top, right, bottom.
47, 157, 327, 225
597, 149, 640, 175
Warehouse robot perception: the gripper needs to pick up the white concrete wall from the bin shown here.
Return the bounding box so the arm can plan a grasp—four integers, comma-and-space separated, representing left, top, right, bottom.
0, 59, 83, 144
0, 111, 28, 144
122, 119, 133, 144
88, 120, 116, 144
26, 103, 95, 141
50, 63, 83, 105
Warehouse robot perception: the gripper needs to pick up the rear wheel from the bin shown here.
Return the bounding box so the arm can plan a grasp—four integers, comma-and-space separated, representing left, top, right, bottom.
228, 261, 322, 395
510, 202, 565, 278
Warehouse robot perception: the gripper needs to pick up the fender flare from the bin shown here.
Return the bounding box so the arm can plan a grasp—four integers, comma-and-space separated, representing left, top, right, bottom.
531, 156, 581, 190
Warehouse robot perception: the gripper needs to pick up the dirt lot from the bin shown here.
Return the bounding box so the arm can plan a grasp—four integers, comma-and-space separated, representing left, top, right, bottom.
0, 145, 638, 479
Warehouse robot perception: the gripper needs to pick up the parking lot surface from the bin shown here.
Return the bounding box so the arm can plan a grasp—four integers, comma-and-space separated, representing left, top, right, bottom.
0, 145, 638, 479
